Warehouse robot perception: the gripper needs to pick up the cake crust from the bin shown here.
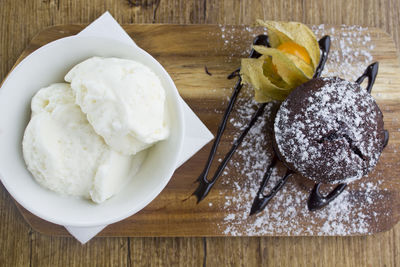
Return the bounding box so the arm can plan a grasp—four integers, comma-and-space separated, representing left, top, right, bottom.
274, 77, 385, 184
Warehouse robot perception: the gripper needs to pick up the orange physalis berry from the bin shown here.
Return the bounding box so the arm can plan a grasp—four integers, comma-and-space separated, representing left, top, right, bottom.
277, 42, 311, 65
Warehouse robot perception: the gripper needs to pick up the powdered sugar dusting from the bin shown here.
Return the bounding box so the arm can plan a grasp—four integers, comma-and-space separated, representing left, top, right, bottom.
274, 77, 383, 184
216, 87, 389, 236
312, 25, 375, 81
210, 24, 396, 236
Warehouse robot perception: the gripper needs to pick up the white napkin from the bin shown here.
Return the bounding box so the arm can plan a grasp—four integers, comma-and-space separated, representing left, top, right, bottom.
65, 12, 213, 244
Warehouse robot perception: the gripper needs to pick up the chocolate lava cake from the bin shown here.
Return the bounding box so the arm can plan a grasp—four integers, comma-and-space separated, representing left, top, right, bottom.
273, 77, 386, 184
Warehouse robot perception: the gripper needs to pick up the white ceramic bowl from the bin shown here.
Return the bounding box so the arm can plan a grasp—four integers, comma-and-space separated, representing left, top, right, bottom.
0, 36, 184, 227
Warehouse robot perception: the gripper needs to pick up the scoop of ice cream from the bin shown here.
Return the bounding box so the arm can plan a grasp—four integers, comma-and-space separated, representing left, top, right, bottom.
65, 57, 169, 155
22, 83, 146, 203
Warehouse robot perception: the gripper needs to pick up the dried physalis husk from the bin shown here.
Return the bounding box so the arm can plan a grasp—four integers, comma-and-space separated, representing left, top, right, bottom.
241, 56, 289, 102
240, 20, 320, 103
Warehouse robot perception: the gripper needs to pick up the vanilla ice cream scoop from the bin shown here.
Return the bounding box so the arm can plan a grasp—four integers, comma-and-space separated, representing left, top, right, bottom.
65, 57, 170, 155
22, 83, 146, 203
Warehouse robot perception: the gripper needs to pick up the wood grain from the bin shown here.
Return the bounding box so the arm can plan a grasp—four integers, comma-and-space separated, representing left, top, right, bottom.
30, 234, 129, 267
13, 24, 400, 237
129, 237, 205, 266
1, 0, 400, 266
0, 184, 31, 267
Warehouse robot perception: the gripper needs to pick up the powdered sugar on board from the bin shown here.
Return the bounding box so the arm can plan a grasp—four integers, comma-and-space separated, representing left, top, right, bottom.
312, 24, 375, 81
274, 77, 383, 184
208, 25, 398, 236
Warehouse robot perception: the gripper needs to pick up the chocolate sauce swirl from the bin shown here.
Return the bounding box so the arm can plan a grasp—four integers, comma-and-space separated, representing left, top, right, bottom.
195, 34, 384, 215
193, 35, 270, 202
356, 62, 379, 93
307, 61, 387, 211
307, 183, 348, 211
250, 157, 293, 215
250, 36, 332, 215
314, 36, 331, 78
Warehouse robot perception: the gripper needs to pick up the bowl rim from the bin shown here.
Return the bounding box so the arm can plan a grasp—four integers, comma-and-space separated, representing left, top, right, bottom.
0, 35, 185, 227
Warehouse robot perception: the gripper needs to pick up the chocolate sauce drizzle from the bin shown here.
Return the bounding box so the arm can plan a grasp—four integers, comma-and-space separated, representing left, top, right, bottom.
250, 157, 293, 215
307, 183, 348, 211
195, 33, 385, 215
307, 61, 388, 211
193, 34, 270, 203
356, 62, 379, 93
250, 36, 332, 215
313, 36, 331, 78
383, 130, 389, 149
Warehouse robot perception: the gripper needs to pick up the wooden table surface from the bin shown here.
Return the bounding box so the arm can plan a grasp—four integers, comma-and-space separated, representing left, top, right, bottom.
1, 0, 400, 266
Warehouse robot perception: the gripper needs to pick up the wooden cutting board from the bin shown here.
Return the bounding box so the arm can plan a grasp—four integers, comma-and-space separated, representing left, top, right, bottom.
11, 24, 400, 237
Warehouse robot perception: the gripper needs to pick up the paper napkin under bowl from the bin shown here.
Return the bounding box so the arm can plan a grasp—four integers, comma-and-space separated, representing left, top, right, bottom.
64, 11, 213, 244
